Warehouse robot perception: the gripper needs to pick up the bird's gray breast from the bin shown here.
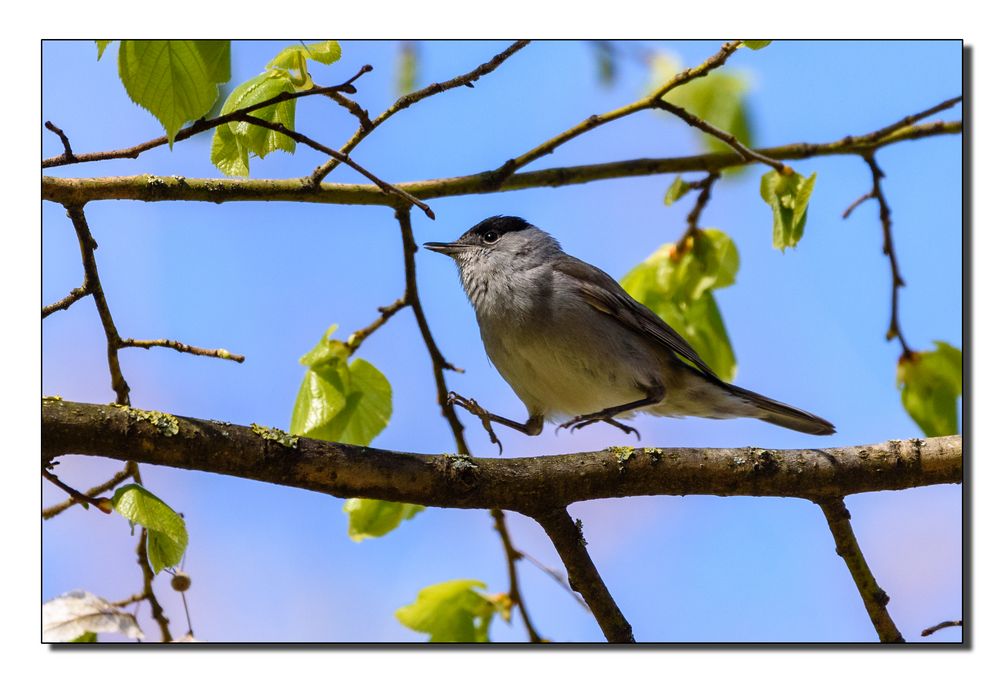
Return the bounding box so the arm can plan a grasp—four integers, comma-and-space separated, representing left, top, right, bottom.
470, 265, 660, 419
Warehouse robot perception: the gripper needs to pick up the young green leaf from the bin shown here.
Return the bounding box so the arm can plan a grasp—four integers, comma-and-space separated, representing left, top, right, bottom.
664, 175, 691, 205
396, 580, 501, 642
267, 41, 342, 88
760, 169, 817, 250
743, 40, 773, 50
897, 341, 962, 437
214, 69, 297, 171
116, 40, 231, 145
95, 40, 112, 60
111, 484, 188, 573
621, 231, 740, 381
343, 499, 424, 542
210, 122, 250, 176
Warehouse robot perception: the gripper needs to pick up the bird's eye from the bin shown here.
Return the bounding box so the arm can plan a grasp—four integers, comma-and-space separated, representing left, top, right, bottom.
482, 230, 500, 244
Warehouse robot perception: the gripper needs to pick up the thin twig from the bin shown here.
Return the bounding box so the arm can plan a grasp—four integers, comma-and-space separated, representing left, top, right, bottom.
842, 190, 875, 219
44, 121, 75, 161
128, 464, 173, 642
652, 100, 789, 173
42, 283, 90, 318
488, 40, 742, 186
42, 65, 374, 168
120, 338, 245, 363
921, 619, 962, 637
232, 113, 434, 219
41, 468, 112, 513
815, 497, 904, 643
309, 40, 530, 185
532, 508, 634, 643
346, 296, 408, 354
111, 592, 147, 608
677, 171, 720, 247
492, 509, 543, 642
860, 95, 962, 146
326, 92, 373, 130
42, 464, 131, 519
517, 549, 589, 610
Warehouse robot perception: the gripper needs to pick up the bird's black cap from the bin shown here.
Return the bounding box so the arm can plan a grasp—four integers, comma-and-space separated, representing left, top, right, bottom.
468, 215, 532, 239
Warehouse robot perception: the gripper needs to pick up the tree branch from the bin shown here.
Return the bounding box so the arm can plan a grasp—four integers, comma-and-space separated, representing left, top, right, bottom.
43, 120, 960, 208
43, 400, 963, 513
41, 65, 374, 169
531, 508, 634, 643
42, 283, 90, 318
120, 338, 245, 363
815, 497, 904, 642
309, 40, 530, 185
491, 509, 543, 643
42, 464, 132, 519
921, 619, 962, 637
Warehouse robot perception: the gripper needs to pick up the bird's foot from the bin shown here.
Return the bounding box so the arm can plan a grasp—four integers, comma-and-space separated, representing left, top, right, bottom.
557, 414, 641, 440
446, 391, 504, 454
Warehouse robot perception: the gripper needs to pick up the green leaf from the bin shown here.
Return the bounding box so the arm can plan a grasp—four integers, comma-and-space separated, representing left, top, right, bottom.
290, 325, 393, 446
219, 70, 297, 162
743, 40, 773, 50
268, 41, 342, 69
396, 580, 500, 642
96, 41, 112, 60
210, 122, 250, 176
116, 40, 231, 145
70, 631, 98, 643
652, 53, 754, 156
343, 499, 424, 542
760, 170, 817, 250
111, 484, 188, 574
397, 43, 418, 95
664, 176, 691, 206
621, 231, 740, 381
897, 341, 962, 437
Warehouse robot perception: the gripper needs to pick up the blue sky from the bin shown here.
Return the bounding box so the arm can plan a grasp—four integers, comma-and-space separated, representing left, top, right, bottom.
42, 40, 962, 642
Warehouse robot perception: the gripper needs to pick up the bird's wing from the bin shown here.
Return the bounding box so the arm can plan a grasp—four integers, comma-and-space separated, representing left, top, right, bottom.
552, 255, 720, 380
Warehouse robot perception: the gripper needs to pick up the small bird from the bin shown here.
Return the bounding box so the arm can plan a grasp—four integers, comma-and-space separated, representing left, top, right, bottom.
424, 216, 834, 448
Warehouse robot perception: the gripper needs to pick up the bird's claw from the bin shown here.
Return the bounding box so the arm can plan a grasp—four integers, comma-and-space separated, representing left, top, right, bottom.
558, 415, 641, 441
446, 391, 504, 454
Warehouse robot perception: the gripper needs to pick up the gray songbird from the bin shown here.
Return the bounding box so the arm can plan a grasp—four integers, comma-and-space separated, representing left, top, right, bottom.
424, 216, 834, 446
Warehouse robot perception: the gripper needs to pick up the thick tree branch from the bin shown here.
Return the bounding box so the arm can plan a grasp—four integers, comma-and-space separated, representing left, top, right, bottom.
815, 498, 904, 643
532, 508, 633, 643
43, 120, 960, 208
43, 401, 962, 513
41, 65, 373, 169
309, 40, 530, 184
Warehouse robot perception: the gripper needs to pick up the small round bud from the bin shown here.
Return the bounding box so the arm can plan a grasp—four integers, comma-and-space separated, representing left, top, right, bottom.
171, 571, 192, 592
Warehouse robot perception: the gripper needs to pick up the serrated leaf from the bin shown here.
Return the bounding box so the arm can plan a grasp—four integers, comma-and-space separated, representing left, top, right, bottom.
897, 341, 962, 436
343, 499, 424, 541
621, 232, 740, 381
743, 40, 773, 50
216, 69, 297, 166
96, 40, 112, 60
760, 170, 817, 250
116, 40, 231, 145
396, 580, 500, 642
111, 484, 188, 573
651, 53, 754, 156
664, 175, 691, 206
43, 591, 144, 642
210, 122, 250, 176
290, 326, 393, 447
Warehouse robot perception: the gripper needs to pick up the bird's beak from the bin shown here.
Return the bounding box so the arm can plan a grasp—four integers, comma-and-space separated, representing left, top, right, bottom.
423, 241, 466, 256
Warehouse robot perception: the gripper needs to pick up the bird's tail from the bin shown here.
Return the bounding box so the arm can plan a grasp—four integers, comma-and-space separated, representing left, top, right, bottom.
727, 384, 835, 435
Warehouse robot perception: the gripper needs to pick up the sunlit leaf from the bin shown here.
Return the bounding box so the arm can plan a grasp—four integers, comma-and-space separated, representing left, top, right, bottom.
116, 40, 231, 145
43, 591, 144, 642
217, 70, 297, 164
743, 40, 773, 50
664, 175, 691, 206
897, 341, 962, 436
397, 42, 418, 95
396, 580, 501, 642
111, 484, 188, 573
96, 40, 112, 60
760, 169, 817, 250
343, 499, 424, 542
267, 41, 342, 89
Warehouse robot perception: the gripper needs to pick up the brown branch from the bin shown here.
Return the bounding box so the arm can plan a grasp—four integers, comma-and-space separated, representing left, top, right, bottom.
815, 497, 904, 643
492, 509, 543, 642
652, 100, 789, 173
859, 95, 961, 146
41, 65, 374, 169
42, 464, 132, 519
120, 338, 245, 363
309, 40, 530, 185
921, 619, 962, 637
841, 190, 875, 219
128, 464, 173, 642
346, 297, 408, 355
517, 549, 589, 610
232, 113, 434, 219
43, 120, 960, 209
111, 592, 147, 608
846, 153, 912, 356
677, 172, 720, 248
327, 92, 373, 130
44, 121, 75, 161
43, 400, 963, 513
41, 468, 112, 514
42, 283, 90, 318
532, 509, 634, 643
489, 40, 742, 186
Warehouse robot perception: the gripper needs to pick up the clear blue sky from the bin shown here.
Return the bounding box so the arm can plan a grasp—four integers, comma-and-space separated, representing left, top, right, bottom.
42, 40, 962, 642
